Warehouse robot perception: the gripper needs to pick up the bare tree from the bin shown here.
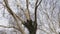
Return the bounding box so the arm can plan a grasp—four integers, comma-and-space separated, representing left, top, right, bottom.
0, 0, 60, 34
0, 0, 42, 34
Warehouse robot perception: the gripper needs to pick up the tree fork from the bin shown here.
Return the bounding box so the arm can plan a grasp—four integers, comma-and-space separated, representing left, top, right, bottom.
23, 19, 37, 34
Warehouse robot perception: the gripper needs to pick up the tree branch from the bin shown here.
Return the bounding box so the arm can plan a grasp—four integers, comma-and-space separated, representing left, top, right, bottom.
37, 0, 42, 7
34, 0, 42, 23
3, 0, 25, 34
0, 25, 19, 31
25, 0, 31, 20
34, 0, 38, 23
3, 0, 24, 23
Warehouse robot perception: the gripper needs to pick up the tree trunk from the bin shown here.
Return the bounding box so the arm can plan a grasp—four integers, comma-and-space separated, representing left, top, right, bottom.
23, 20, 37, 34
29, 29, 36, 34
